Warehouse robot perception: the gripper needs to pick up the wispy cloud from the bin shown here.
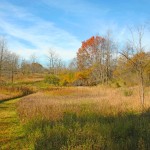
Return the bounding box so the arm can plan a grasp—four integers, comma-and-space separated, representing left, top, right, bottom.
42, 0, 110, 16
0, 1, 81, 63
0, 0, 149, 65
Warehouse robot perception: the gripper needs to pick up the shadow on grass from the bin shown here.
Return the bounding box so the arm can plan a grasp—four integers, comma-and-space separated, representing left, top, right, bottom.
0, 106, 8, 109
24, 109, 150, 150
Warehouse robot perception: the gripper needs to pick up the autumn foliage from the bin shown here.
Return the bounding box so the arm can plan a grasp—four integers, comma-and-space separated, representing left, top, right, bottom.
76, 35, 117, 85
77, 36, 105, 70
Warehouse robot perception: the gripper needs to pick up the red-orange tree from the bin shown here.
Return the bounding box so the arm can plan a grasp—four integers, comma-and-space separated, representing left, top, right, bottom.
77, 35, 117, 85
77, 36, 105, 71
77, 36, 106, 85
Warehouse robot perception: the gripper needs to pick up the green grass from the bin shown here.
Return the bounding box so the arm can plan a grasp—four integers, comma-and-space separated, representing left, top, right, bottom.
0, 98, 26, 150
11, 80, 54, 91
23, 111, 150, 150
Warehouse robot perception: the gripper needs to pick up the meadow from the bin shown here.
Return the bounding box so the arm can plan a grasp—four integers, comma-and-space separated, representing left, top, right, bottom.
14, 85, 150, 150
0, 1, 150, 149
0, 76, 150, 150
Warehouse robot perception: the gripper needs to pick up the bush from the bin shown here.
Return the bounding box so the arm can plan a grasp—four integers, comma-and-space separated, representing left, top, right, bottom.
19, 86, 35, 95
60, 79, 69, 86
44, 74, 60, 85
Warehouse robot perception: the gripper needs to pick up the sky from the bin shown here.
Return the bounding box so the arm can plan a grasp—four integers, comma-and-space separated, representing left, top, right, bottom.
0, 0, 150, 65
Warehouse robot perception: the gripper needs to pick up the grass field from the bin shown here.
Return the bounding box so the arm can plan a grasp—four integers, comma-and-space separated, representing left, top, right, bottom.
16, 86, 150, 150
0, 83, 150, 149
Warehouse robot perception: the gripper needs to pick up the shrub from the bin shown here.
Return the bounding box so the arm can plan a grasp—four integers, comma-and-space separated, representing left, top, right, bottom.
44, 74, 60, 86
19, 86, 35, 95
60, 79, 69, 86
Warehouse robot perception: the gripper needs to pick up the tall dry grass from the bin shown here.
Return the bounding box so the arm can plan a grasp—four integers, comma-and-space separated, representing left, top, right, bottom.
0, 85, 35, 101
17, 86, 150, 150
17, 86, 150, 122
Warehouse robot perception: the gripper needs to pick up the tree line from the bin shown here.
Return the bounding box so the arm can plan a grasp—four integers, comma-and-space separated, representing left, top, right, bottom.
0, 37, 45, 83
0, 26, 150, 105
0, 37, 67, 83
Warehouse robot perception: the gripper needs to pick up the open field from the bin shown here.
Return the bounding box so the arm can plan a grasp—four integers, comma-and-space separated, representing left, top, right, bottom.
0, 0, 150, 149
18, 86, 150, 121
1, 84, 150, 150
15, 86, 150, 150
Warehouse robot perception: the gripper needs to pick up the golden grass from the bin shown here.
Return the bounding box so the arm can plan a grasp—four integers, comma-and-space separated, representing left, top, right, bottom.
0, 86, 35, 101
0, 88, 20, 101
17, 86, 150, 122
0, 93, 19, 101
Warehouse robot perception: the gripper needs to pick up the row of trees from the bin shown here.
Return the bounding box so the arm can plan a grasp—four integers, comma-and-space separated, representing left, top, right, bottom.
1, 27, 149, 87
0, 37, 67, 83
40, 26, 148, 108
74, 26, 150, 107
38, 27, 149, 92
0, 26, 150, 106
0, 38, 45, 83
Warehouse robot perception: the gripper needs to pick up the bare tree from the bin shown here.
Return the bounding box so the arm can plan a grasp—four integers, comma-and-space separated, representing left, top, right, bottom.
0, 37, 7, 79
47, 49, 59, 74
103, 31, 118, 84
20, 59, 31, 75
30, 53, 37, 74
30, 53, 37, 64
9, 53, 19, 83
68, 58, 77, 71
120, 25, 150, 108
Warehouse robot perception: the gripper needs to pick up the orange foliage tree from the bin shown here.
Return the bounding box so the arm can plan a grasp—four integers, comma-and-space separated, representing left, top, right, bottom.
76, 35, 117, 85
77, 36, 105, 71
76, 36, 107, 85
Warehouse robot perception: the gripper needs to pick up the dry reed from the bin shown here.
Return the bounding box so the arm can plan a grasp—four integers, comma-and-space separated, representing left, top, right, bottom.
17, 86, 150, 122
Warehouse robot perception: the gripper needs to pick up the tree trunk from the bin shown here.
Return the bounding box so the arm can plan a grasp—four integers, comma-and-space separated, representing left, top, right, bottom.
139, 69, 144, 109
0, 64, 2, 79
11, 70, 14, 83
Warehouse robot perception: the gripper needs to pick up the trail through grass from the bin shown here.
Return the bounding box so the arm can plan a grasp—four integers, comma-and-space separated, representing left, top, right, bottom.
0, 98, 25, 150
1, 86, 150, 149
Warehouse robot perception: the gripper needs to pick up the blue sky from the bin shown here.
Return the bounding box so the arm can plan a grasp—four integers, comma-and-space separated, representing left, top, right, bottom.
0, 0, 150, 64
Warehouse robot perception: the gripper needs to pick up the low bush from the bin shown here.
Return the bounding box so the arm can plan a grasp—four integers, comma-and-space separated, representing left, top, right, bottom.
44, 74, 60, 86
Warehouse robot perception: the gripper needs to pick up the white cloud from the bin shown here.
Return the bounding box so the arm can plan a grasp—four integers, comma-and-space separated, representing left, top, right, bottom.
0, 1, 81, 63
0, 0, 149, 66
